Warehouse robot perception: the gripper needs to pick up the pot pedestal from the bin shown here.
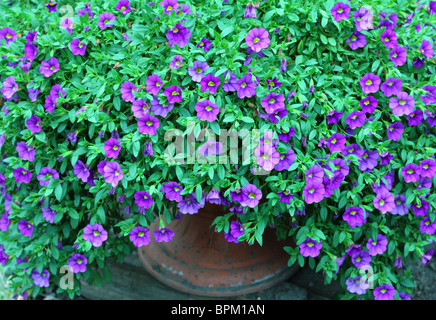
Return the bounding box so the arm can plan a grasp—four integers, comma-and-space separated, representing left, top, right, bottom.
138, 203, 298, 297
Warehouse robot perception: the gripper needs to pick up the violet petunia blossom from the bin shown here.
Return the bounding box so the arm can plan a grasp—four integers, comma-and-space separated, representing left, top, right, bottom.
360, 73, 380, 94
166, 23, 191, 48
0, 27, 17, 46
39, 57, 59, 78
305, 165, 324, 184
104, 138, 121, 159
343, 206, 366, 228
44, 0, 57, 12
374, 284, 395, 300
188, 60, 209, 82
346, 111, 366, 129
303, 182, 325, 204
245, 28, 270, 53
360, 96, 378, 113
131, 99, 149, 118
197, 38, 212, 52
134, 191, 153, 209
178, 193, 205, 214
266, 77, 282, 90
331, 2, 350, 21
154, 228, 175, 242
254, 144, 280, 171
164, 85, 183, 103
359, 150, 379, 172
408, 109, 423, 126
32, 268, 50, 287
41, 204, 56, 223
389, 92, 415, 116
346, 276, 368, 295
68, 253, 88, 273
18, 219, 33, 237
353, 7, 373, 31
170, 55, 183, 69
413, 57, 424, 69
98, 12, 116, 29
103, 161, 124, 187
222, 71, 238, 92
70, 39, 86, 56
60, 17, 74, 34
78, 2, 93, 19
280, 57, 287, 73
420, 217, 436, 235
129, 226, 151, 247
37, 167, 59, 187
160, 0, 178, 15
24, 42, 38, 62
299, 238, 322, 257
146, 74, 163, 95
422, 248, 434, 266
373, 190, 395, 214
82, 223, 108, 247
350, 249, 372, 269
116, 0, 131, 15
261, 92, 285, 114
420, 85, 436, 105
275, 149, 296, 171
420, 40, 434, 59
380, 29, 398, 49
1, 76, 18, 100
235, 74, 257, 99
420, 159, 436, 178
195, 99, 219, 122
16, 142, 35, 162
240, 184, 262, 208
387, 122, 404, 141
143, 141, 154, 156
401, 163, 421, 183
268, 108, 288, 123
73, 160, 90, 183
120, 81, 137, 102
380, 78, 402, 97
244, 2, 257, 19
346, 31, 366, 50
278, 190, 294, 204
391, 194, 410, 216
379, 152, 393, 165
200, 74, 220, 94
26, 114, 42, 134
367, 234, 388, 256
326, 110, 343, 124
326, 133, 346, 153
389, 46, 407, 67
163, 181, 183, 202
13, 168, 32, 184
138, 114, 160, 135
150, 96, 174, 118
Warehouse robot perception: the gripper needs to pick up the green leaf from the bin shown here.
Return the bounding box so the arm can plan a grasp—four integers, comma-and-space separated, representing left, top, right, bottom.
55, 184, 63, 202
195, 184, 203, 203
221, 26, 234, 38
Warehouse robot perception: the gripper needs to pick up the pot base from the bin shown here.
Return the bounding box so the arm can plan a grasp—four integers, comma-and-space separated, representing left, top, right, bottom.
138, 204, 297, 297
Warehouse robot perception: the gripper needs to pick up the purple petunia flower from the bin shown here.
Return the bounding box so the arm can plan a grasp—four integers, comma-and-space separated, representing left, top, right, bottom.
331, 2, 350, 21
0, 27, 16, 46
70, 39, 86, 56
422, 248, 434, 266
170, 55, 183, 69
346, 31, 366, 50
420, 85, 436, 105
326, 110, 343, 124
359, 150, 379, 172
39, 57, 59, 78
104, 138, 121, 159
138, 114, 160, 135
240, 184, 262, 208
265, 77, 282, 90
420, 159, 436, 178
261, 92, 285, 114
120, 81, 137, 102
134, 191, 153, 209
275, 149, 296, 171
254, 144, 280, 171
103, 161, 124, 187
143, 141, 153, 156
41, 204, 56, 223
188, 60, 209, 82
16, 142, 35, 162
380, 78, 402, 97
60, 17, 74, 34
73, 160, 90, 183
387, 122, 404, 141
146, 74, 163, 95
200, 74, 220, 94
131, 99, 149, 118
346, 276, 368, 295
346, 111, 366, 129
380, 152, 393, 165
350, 248, 372, 269
129, 226, 151, 247
160, 0, 178, 15
44, 0, 57, 12
244, 2, 257, 19
389, 92, 415, 116
68, 253, 88, 273
343, 206, 366, 228
245, 28, 270, 53
222, 71, 238, 92
195, 99, 219, 122
98, 12, 116, 29
380, 29, 398, 49
408, 109, 423, 126
374, 284, 395, 300
359, 96, 378, 113
154, 228, 175, 242
353, 7, 373, 31
299, 237, 322, 257
166, 23, 191, 48
37, 166, 59, 187
326, 133, 346, 153
32, 268, 50, 287
83, 223, 108, 247
235, 74, 257, 99
401, 163, 421, 183
413, 57, 424, 69
373, 190, 395, 214
164, 85, 183, 103
303, 182, 325, 204
18, 219, 33, 237
391, 194, 410, 216
420, 40, 434, 59
278, 189, 294, 204
116, 0, 131, 15
412, 199, 429, 217
78, 2, 93, 19
305, 165, 325, 184
24, 42, 38, 62
1, 76, 18, 100
13, 167, 32, 184
150, 96, 174, 118
367, 234, 388, 256
197, 38, 212, 52
389, 46, 407, 67
360, 73, 380, 94
177, 192, 205, 214
163, 181, 183, 202
420, 217, 436, 235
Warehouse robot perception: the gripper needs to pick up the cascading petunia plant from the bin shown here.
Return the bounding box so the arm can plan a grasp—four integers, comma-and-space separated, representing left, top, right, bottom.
0, 0, 435, 300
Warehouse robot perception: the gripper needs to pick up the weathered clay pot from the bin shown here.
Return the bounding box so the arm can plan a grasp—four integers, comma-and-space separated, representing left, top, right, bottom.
138, 203, 298, 297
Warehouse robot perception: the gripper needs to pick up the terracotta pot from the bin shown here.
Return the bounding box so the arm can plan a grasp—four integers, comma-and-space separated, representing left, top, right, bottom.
138, 203, 298, 297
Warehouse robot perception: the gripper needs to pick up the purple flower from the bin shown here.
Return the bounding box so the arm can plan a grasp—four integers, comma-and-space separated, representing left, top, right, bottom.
412, 200, 429, 217
413, 57, 424, 69
32, 268, 50, 287
103, 161, 124, 187
98, 12, 116, 30
346, 31, 366, 50
166, 23, 191, 48
240, 184, 262, 208
120, 81, 137, 102
78, 2, 93, 19
195, 99, 219, 122
373, 190, 395, 214
70, 39, 86, 56
68, 253, 88, 273
380, 29, 398, 49
420, 159, 436, 178
60, 17, 74, 34
346, 276, 368, 295
299, 237, 322, 257
261, 92, 285, 114
104, 138, 121, 159
387, 122, 404, 141
170, 55, 183, 69
18, 219, 33, 237
73, 160, 90, 183
44, 0, 57, 12
188, 60, 209, 82
39, 57, 59, 77
346, 111, 366, 129
305, 165, 324, 184
254, 144, 280, 171
422, 248, 434, 266
350, 249, 371, 269
163, 181, 183, 202
278, 189, 294, 204
380, 152, 393, 165
380, 78, 402, 97
420, 85, 436, 105
366, 234, 388, 256
150, 96, 174, 118
143, 141, 154, 156
360, 73, 380, 94
160, 0, 178, 15
83, 223, 108, 247
359, 96, 377, 113
131, 99, 149, 118
129, 226, 151, 247
244, 2, 257, 19
408, 109, 423, 126
331, 2, 350, 21
37, 167, 59, 187
0, 27, 17, 46
275, 149, 296, 171
134, 191, 153, 210
13, 167, 32, 184
420, 217, 436, 235
394, 256, 403, 268
303, 182, 325, 204
1, 76, 18, 100
41, 204, 56, 223
374, 284, 395, 300
235, 74, 257, 99
401, 163, 421, 183
138, 114, 160, 135
154, 228, 175, 242
24, 42, 38, 62
116, 0, 131, 15
343, 206, 366, 228
353, 7, 373, 31
359, 149, 379, 172
326, 110, 343, 124
389, 46, 407, 67
326, 133, 346, 153
164, 85, 183, 103
197, 38, 212, 51
200, 74, 220, 94
391, 194, 410, 216
16, 142, 35, 162
245, 28, 270, 53
420, 40, 434, 59
146, 74, 163, 95
222, 71, 238, 92
389, 92, 415, 116
177, 193, 205, 214
280, 57, 287, 73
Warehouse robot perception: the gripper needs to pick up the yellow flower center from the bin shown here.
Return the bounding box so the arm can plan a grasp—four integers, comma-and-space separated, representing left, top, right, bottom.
365, 80, 372, 85
253, 37, 260, 43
